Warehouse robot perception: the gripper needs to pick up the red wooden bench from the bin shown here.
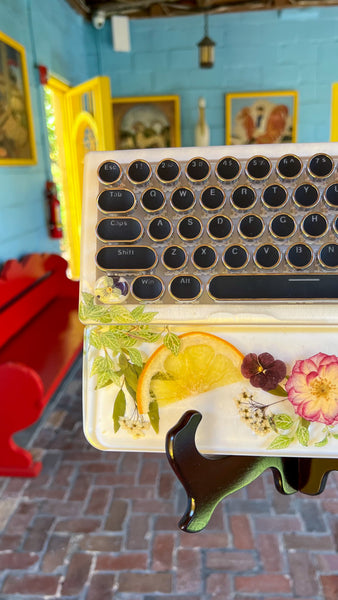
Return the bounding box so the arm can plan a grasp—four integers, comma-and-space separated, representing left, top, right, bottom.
0, 253, 83, 477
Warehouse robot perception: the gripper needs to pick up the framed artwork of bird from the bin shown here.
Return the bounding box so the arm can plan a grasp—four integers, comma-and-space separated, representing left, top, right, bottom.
225, 90, 298, 146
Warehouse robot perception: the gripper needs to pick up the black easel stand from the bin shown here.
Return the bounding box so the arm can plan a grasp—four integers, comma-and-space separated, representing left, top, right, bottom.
165, 410, 338, 533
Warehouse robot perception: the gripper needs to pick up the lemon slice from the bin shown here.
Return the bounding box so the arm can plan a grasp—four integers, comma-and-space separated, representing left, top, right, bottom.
136, 332, 244, 414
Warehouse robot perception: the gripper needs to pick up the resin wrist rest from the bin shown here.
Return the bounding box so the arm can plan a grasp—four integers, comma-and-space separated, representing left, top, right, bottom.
83, 317, 338, 458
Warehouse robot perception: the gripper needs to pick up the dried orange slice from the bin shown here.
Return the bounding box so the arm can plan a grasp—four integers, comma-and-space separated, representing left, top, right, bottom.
136, 332, 244, 414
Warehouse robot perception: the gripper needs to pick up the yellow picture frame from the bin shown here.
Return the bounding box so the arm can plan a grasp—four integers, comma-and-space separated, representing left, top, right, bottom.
0, 31, 37, 165
111, 95, 181, 150
225, 90, 298, 146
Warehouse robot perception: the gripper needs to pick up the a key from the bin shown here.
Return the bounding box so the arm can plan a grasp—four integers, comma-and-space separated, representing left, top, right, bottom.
208, 215, 232, 240
200, 186, 225, 211
262, 184, 287, 209
141, 188, 165, 212
96, 218, 142, 242
171, 188, 195, 211
276, 154, 302, 179
132, 276, 164, 300
170, 275, 202, 300
308, 154, 334, 179
178, 217, 202, 241
286, 243, 313, 269
192, 246, 217, 269
223, 245, 249, 270
216, 156, 241, 182
186, 158, 210, 182
98, 160, 121, 184
231, 185, 256, 210
208, 274, 338, 300
293, 183, 319, 208
128, 160, 151, 184
246, 155, 271, 180
98, 189, 135, 213
156, 159, 180, 183
270, 214, 296, 239
96, 246, 157, 271
301, 213, 328, 238
148, 217, 172, 241
162, 246, 187, 270
254, 244, 281, 269
238, 214, 264, 239
319, 243, 338, 269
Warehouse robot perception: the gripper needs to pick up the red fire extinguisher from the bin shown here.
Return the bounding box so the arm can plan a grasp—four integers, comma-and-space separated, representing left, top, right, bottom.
46, 181, 63, 239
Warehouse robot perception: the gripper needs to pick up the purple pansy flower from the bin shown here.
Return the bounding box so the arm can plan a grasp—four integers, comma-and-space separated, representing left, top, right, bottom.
241, 352, 287, 392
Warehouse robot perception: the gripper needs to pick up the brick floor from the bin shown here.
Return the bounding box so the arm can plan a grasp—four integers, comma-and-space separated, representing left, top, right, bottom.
1, 357, 338, 599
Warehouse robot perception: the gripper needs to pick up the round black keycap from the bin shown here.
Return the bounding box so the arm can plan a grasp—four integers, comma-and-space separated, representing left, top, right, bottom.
132, 276, 164, 300
171, 187, 195, 211
128, 160, 151, 184
277, 155, 302, 179
246, 156, 271, 180
287, 244, 313, 269
231, 186, 256, 210
216, 157, 241, 181
262, 184, 287, 209
238, 215, 264, 239
141, 188, 165, 212
223, 245, 249, 270
208, 215, 232, 240
301, 213, 328, 238
293, 184, 319, 208
96, 246, 157, 271
270, 214, 296, 238
200, 186, 225, 210
308, 154, 334, 178
96, 218, 142, 242
98, 189, 135, 213
148, 217, 172, 241
192, 246, 217, 269
178, 217, 202, 240
170, 275, 202, 300
186, 158, 210, 181
324, 183, 338, 207
98, 161, 121, 184
162, 246, 187, 270
156, 159, 180, 182
254, 244, 281, 269
319, 244, 338, 269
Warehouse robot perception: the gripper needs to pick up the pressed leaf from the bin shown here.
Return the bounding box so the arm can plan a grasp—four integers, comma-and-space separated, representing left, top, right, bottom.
90, 355, 113, 377
100, 330, 121, 351
113, 389, 126, 432
315, 436, 329, 447
163, 331, 181, 356
119, 353, 129, 370
131, 305, 145, 321
137, 311, 158, 323
96, 371, 113, 389
137, 329, 162, 343
82, 292, 94, 307
268, 435, 294, 450
273, 414, 293, 430
110, 306, 134, 323
89, 329, 103, 349
331, 433, 338, 439
124, 364, 139, 392
127, 348, 144, 368
296, 425, 310, 447
267, 385, 288, 397
148, 399, 159, 433
118, 334, 137, 348
125, 380, 136, 402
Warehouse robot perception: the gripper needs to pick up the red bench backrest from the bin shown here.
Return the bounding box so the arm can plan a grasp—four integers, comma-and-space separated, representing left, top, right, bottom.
0, 254, 79, 348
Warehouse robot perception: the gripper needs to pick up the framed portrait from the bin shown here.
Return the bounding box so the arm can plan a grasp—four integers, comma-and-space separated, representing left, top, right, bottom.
225, 90, 298, 146
0, 31, 37, 165
111, 95, 181, 150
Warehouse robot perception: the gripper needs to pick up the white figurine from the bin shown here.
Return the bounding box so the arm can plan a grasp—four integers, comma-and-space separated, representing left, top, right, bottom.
194, 97, 210, 146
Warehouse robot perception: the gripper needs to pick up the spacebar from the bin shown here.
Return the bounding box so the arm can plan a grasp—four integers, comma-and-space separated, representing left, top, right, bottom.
209, 274, 338, 300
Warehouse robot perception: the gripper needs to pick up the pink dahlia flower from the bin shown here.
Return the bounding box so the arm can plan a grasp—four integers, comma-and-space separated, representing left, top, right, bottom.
285, 353, 338, 425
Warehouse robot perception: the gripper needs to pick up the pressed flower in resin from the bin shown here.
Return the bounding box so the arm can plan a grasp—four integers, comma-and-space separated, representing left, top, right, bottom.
241, 352, 287, 392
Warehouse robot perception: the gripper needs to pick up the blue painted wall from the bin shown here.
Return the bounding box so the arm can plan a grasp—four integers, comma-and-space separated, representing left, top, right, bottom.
98, 7, 337, 147
0, 0, 96, 264
1, 2, 338, 263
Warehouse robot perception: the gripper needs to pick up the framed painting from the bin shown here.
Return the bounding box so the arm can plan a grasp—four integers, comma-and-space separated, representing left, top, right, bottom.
111, 95, 181, 150
0, 31, 37, 165
225, 90, 298, 146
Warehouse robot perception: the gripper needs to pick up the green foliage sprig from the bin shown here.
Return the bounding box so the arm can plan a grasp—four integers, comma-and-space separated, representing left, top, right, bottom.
82, 293, 181, 436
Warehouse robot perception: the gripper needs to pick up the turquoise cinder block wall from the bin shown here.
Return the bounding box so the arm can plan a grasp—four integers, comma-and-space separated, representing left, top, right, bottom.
1, 2, 338, 263
97, 7, 338, 146
0, 0, 97, 263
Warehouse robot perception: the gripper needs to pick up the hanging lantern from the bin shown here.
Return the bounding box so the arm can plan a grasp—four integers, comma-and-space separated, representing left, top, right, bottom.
198, 14, 215, 69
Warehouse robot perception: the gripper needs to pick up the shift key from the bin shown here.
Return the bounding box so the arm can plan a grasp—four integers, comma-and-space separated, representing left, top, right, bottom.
96, 246, 157, 271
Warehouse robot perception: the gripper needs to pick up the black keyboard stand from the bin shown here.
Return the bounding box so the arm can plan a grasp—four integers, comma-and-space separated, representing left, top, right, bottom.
165, 410, 338, 533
